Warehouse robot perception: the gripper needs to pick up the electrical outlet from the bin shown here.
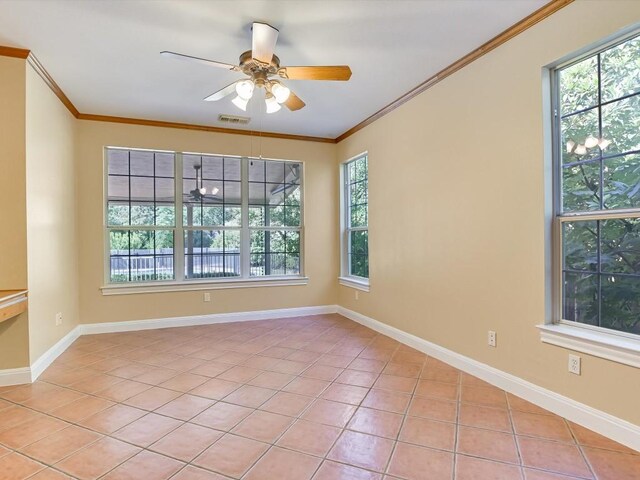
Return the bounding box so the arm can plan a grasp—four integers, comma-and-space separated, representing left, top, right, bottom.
568, 354, 581, 375
488, 330, 497, 347
203, 292, 211, 302
355, 291, 359, 300
55, 312, 63, 326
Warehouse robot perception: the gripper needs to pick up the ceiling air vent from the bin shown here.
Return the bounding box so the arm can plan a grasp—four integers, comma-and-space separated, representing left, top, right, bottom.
218, 114, 251, 125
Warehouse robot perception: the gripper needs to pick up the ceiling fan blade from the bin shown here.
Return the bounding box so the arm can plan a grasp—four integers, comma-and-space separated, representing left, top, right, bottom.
160, 51, 239, 71
252, 22, 279, 64
204, 81, 240, 102
278, 66, 352, 81
284, 91, 305, 111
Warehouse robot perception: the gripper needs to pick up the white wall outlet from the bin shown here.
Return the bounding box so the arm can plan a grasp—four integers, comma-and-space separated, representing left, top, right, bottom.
488, 330, 497, 347
203, 292, 211, 302
55, 312, 63, 326
568, 354, 581, 375
355, 290, 359, 300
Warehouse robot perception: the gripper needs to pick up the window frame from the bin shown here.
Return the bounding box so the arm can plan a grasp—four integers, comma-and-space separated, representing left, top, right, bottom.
339, 152, 370, 291
102, 147, 306, 294
542, 28, 640, 368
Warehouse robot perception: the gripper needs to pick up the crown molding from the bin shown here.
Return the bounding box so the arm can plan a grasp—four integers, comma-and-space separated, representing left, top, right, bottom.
0, 45, 30, 59
335, 0, 574, 142
76, 113, 336, 143
0, 0, 572, 144
26, 53, 80, 117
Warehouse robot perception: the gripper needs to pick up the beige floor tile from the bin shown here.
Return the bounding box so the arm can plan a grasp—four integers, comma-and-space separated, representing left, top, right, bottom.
328, 430, 395, 472
348, 407, 404, 439
517, 436, 593, 478
150, 423, 223, 462
455, 454, 523, 479
387, 442, 453, 480
0, 415, 69, 449
192, 433, 269, 478
101, 450, 184, 480
112, 413, 182, 447
20, 425, 102, 464
244, 446, 321, 480
0, 452, 46, 479
231, 410, 294, 443
191, 401, 253, 431
456, 426, 519, 463
277, 419, 341, 456
582, 446, 640, 480
301, 399, 357, 428
55, 437, 140, 479
313, 461, 383, 480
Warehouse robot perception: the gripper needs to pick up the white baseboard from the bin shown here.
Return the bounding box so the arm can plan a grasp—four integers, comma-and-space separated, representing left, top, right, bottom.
0, 305, 336, 387
2, 302, 638, 452
30, 326, 81, 382
0, 326, 82, 387
80, 305, 338, 335
337, 306, 640, 452
0, 367, 32, 387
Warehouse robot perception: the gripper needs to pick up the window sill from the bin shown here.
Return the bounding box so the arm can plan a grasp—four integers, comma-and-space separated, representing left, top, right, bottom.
101, 276, 309, 296
339, 276, 370, 292
537, 323, 640, 369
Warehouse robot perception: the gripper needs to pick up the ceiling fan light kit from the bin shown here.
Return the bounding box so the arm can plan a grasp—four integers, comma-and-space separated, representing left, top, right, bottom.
162, 22, 352, 114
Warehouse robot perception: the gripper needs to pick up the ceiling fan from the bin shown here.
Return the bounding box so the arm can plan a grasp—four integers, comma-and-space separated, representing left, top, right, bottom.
161, 22, 352, 113
189, 164, 220, 202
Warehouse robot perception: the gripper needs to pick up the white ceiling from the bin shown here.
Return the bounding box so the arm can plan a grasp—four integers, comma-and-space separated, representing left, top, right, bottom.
0, 0, 547, 138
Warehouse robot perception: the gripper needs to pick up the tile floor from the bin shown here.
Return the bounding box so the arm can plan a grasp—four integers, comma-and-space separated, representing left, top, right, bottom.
0, 314, 638, 480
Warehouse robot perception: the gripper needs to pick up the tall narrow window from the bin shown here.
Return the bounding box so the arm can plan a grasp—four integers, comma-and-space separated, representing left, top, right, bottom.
107, 148, 176, 283
555, 34, 640, 335
106, 148, 303, 285
342, 154, 369, 282
182, 154, 241, 279
249, 159, 302, 276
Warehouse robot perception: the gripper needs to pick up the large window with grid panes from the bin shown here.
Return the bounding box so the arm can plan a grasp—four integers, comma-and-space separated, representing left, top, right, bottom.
554, 33, 640, 336
106, 147, 303, 284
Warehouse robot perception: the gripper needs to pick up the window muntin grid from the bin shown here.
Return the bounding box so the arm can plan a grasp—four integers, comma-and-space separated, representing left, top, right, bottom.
556, 34, 640, 335
106, 148, 303, 284
344, 154, 369, 279
182, 154, 241, 227
107, 149, 176, 282
248, 159, 302, 276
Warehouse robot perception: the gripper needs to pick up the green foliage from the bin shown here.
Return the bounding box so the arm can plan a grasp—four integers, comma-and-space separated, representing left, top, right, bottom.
350, 230, 369, 278
347, 155, 369, 278
561, 36, 640, 334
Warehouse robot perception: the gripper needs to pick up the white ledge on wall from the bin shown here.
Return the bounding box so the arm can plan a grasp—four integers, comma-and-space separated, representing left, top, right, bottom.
338, 276, 370, 292
101, 276, 309, 296
538, 323, 640, 369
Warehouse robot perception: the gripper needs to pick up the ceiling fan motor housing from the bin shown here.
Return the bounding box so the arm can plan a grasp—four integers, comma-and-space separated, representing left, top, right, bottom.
239, 50, 281, 82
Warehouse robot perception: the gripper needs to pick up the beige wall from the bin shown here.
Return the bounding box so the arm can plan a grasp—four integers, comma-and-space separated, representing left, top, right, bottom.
0, 56, 29, 369
336, 0, 640, 425
25, 65, 79, 362
76, 121, 338, 325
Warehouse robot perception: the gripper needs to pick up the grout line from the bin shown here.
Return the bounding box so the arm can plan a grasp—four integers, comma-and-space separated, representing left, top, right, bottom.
2, 315, 637, 480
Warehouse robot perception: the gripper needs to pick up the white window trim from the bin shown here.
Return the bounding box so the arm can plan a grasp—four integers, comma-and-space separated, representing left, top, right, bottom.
103, 148, 305, 292
339, 152, 370, 289
540, 28, 640, 369
538, 323, 640, 368
338, 276, 370, 292
101, 276, 309, 296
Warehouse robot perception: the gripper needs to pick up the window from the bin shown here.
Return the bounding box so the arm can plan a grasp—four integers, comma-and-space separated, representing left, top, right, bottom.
106, 148, 303, 285
554, 34, 640, 336
341, 153, 369, 286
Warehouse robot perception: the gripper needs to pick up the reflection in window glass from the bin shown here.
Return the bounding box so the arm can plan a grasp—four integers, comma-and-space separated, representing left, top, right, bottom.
556, 34, 640, 335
